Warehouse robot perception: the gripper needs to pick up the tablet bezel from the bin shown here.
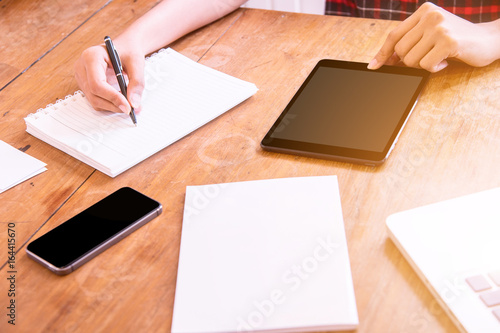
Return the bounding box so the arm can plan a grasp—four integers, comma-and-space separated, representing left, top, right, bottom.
261, 59, 430, 165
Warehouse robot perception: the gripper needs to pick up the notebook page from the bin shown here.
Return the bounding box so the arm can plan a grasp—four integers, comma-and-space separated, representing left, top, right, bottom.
26, 48, 257, 177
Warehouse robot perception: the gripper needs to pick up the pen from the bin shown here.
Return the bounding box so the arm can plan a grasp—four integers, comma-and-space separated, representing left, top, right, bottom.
104, 36, 137, 126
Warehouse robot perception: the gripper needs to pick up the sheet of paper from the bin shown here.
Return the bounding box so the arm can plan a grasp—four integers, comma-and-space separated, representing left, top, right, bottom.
172, 175, 358, 333
0, 140, 47, 193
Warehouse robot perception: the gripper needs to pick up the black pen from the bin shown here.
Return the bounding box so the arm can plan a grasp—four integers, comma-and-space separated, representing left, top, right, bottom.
104, 36, 137, 126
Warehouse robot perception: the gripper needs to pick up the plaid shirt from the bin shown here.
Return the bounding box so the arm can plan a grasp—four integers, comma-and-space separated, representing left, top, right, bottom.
325, 0, 500, 23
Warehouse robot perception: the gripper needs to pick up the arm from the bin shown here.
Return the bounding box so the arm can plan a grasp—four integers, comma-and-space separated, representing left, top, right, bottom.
368, 2, 500, 72
74, 0, 247, 113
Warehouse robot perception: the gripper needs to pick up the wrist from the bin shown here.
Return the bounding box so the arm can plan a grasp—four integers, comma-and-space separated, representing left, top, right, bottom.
478, 19, 500, 64
113, 32, 146, 59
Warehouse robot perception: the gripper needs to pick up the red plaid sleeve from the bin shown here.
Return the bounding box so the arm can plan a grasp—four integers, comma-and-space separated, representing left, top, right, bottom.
437, 0, 500, 22
325, 0, 500, 23
324, 0, 359, 17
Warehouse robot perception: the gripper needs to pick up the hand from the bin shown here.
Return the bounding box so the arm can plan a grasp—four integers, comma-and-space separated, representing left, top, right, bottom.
74, 42, 145, 113
368, 2, 500, 72
74, 0, 249, 113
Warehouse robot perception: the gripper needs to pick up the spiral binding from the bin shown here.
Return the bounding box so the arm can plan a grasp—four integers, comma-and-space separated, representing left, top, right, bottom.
26, 91, 84, 120
145, 47, 171, 64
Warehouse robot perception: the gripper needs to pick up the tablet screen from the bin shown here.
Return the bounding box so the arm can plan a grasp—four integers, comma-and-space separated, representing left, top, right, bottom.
261, 60, 429, 164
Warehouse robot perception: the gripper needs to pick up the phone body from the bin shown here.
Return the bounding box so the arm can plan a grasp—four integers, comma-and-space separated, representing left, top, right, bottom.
261, 59, 430, 165
26, 187, 162, 275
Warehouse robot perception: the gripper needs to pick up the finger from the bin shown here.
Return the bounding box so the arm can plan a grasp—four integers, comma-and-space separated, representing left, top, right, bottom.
368, 9, 427, 69
393, 24, 426, 65
123, 56, 145, 111
85, 55, 131, 114
85, 92, 124, 113
77, 68, 125, 113
418, 46, 449, 72
385, 52, 402, 66
368, 26, 414, 69
400, 27, 451, 72
398, 35, 434, 68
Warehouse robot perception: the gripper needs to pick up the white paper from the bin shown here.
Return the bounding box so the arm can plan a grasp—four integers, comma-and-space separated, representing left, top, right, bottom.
0, 140, 46, 193
172, 176, 358, 333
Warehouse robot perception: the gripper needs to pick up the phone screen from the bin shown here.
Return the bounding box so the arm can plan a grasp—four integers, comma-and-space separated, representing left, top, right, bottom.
27, 187, 162, 272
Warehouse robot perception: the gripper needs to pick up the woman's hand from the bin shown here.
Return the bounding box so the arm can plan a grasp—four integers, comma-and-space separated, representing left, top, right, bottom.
368, 2, 500, 72
74, 41, 145, 113
74, 0, 248, 113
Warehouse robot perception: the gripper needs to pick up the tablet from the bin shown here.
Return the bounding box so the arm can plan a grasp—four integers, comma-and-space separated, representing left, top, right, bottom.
261, 59, 430, 165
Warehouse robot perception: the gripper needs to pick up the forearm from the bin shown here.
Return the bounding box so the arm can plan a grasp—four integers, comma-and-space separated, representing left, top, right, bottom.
115, 0, 247, 56
75, 0, 247, 113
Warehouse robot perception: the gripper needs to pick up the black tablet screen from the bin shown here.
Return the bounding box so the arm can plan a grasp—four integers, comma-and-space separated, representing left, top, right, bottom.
268, 65, 425, 153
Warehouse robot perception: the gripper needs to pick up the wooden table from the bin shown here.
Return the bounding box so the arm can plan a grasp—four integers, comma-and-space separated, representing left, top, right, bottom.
1, 1, 499, 332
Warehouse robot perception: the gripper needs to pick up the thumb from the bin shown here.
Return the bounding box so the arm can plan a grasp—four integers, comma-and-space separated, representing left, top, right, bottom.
123, 55, 145, 111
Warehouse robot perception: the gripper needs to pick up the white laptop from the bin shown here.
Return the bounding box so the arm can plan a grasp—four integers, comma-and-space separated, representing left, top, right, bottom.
386, 187, 500, 333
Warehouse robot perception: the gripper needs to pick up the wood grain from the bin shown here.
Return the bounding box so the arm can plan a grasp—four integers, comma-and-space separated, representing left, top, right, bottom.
0, 0, 110, 89
0, 0, 165, 264
0, 0, 240, 261
1, 5, 499, 333
0, 5, 241, 332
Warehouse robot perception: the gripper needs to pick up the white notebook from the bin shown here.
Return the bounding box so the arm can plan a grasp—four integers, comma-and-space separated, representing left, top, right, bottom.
25, 48, 258, 177
172, 176, 358, 333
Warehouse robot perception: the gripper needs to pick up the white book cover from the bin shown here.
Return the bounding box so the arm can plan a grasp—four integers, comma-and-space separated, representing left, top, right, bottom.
172, 175, 358, 332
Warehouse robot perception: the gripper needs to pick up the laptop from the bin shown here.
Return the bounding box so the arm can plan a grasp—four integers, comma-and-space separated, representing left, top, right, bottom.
386, 187, 500, 333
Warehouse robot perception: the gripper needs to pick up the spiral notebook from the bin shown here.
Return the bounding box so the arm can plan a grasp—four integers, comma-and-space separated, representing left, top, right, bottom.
25, 48, 258, 177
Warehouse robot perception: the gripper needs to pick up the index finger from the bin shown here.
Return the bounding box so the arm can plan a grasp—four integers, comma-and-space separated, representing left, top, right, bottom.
122, 55, 145, 110
87, 56, 131, 112
368, 12, 423, 69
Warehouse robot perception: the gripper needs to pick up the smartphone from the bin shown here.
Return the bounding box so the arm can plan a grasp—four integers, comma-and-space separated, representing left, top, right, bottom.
26, 187, 162, 275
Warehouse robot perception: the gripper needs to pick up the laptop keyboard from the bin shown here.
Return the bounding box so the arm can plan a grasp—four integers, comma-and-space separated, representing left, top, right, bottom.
466, 271, 500, 322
